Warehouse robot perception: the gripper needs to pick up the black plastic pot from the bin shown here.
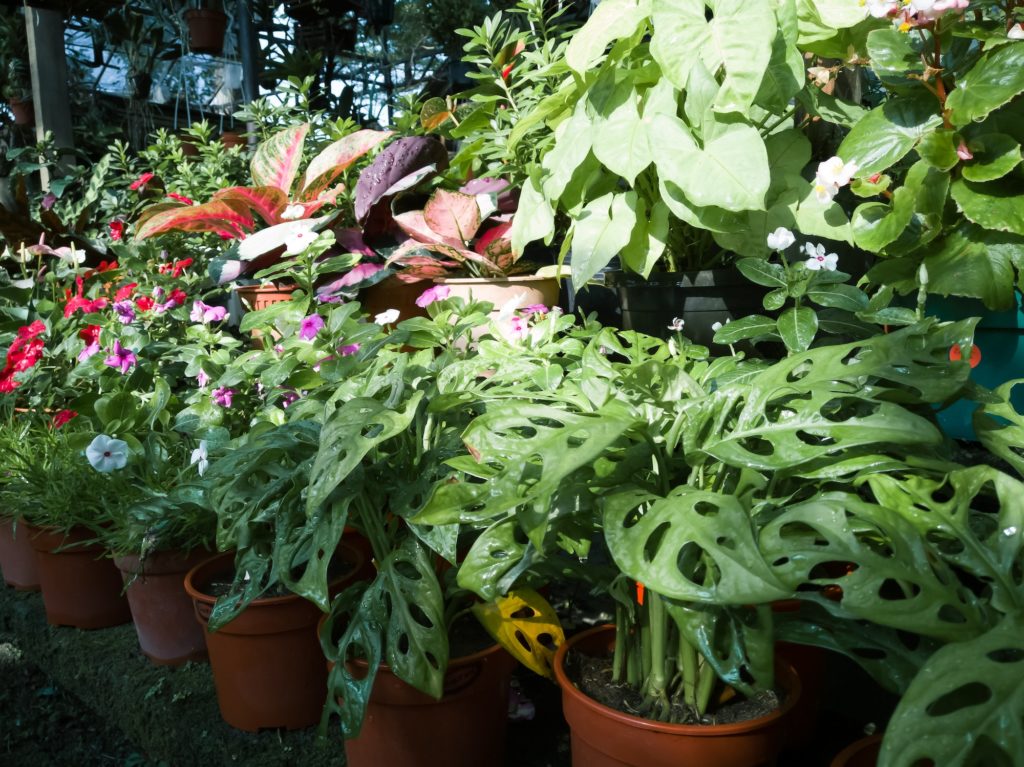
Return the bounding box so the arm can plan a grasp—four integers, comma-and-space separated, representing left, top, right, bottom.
604, 268, 769, 347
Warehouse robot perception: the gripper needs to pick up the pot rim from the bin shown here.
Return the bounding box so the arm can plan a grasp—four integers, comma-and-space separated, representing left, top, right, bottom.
183, 546, 361, 608
830, 733, 884, 767
436, 275, 557, 286
603, 268, 750, 289
554, 624, 802, 738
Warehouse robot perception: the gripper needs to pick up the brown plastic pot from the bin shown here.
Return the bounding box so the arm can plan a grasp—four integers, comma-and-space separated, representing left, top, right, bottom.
831, 734, 882, 767
185, 9, 228, 55
554, 625, 800, 767
219, 130, 246, 149
115, 549, 211, 666
341, 638, 517, 767
0, 517, 40, 591
360, 276, 429, 324
184, 545, 362, 732
26, 524, 131, 629
437, 274, 560, 311
235, 283, 297, 347
9, 98, 34, 126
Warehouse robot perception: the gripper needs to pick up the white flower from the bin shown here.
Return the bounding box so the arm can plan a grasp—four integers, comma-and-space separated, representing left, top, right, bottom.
667, 317, 685, 331
280, 203, 306, 220
803, 242, 839, 271
813, 156, 859, 204
237, 219, 318, 260
190, 440, 209, 477
58, 246, 86, 266
284, 228, 317, 255
85, 434, 129, 473
711, 321, 723, 332
1009, 23, 1024, 40
667, 337, 678, 357
374, 308, 400, 325
863, 0, 900, 18
766, 227, 796, 251
807, 66, 832, 88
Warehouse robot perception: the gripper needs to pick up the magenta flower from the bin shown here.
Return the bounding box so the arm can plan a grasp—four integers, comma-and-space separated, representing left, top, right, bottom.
212, 387, 235, 407
416, 284, 451, 308
521, 303, 548, 317
78, 342, 100, 363
103, 340, 137, 374
506, 316, 529, 341
196, 369, 210, 388
190, 300, 228, 324
113, 300, 136, 324
339, 343, 360, 357
280, 390, 300, 408
299, 314, 325, 341
956, 141, 974, 161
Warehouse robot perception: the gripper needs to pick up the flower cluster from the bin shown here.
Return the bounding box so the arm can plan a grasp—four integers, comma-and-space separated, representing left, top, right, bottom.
813, 156, 859, 204
863, 0, 970, 30
0, 321, 47, 393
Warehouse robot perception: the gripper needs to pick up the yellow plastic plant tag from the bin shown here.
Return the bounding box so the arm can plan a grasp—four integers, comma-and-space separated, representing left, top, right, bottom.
472, 588, 565, 679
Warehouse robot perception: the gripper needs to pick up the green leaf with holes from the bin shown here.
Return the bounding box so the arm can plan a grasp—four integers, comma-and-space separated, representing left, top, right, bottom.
974, 379, 1024, 479
879, 612, 1024, 767
604, 486, 792, 604
473, 589, 564, 679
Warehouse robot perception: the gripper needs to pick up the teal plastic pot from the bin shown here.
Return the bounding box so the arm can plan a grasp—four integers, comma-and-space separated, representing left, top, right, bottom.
929, 293, 1024, 440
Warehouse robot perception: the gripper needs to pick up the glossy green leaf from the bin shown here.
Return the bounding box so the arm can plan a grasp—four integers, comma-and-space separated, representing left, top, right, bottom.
650, 0, 710, 89
950, 177, 1024, 236
713, 314, 778, 343
946, 42, 1024, 127
571, 192, 638, 289
566, 0, 650, 75
923, 223, 1024, 311
777, 305, 818, 352
736, 258, 786, 288
593, 87, 652, 184
838, 95, 944, 176
915, 130, 960, 171
974, 379, 1024, 479
806, 283, 868, 312
960, 133, 1022, 182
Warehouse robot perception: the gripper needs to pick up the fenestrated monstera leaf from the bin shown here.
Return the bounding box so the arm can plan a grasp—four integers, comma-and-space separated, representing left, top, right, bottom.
473, 588, 564, 678
879, 612, 1024, 767
974, 378, 1024, 480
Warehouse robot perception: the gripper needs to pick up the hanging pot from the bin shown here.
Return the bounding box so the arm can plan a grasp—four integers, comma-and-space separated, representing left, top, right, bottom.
9, 98, 34, 126
129, 73, 152, 101
831, 734, 882, 767
184, 545, 363, 732
185, 9, 228, 56
115, 548, 211, 666
26, 524, 131, 629
219, 129, 246, 149
0, 517, 40, 591
554, 625, 800, 767
337, 630, 516, 767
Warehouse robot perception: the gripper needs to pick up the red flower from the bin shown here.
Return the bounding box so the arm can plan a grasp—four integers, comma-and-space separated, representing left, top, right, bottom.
501, 62, 515, 81
167, 192, 195, 206
114, 282, 138, 302
109, 220, 125, 241
949, 343, 982, 369
0, 321, 47, 392
135, 295, 154, 311
78, 324, 101, 346
50, 409, 77, 429
129, 172, 155, 191
168, 288, 187, 306
84, 260, 119, 280
64, 276, 109, 318
158, 257, 193, 278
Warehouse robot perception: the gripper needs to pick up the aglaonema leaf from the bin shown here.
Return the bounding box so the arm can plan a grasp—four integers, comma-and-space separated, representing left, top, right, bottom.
250, 123, 309, 194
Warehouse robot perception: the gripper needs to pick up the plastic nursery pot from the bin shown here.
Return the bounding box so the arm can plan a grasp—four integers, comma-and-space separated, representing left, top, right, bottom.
438, 275, 561, 316
0, 517, 41, 591
184, 545, 363, 732
831, 734, 883, 767
25, 524, 132, 630
8, 98, 34, 126
604, 268, 769, 346
234, 283, 297, 347
219, 130, 246, 149
336, 629, 517, 767
184, 9, 228, 55
360, 276, 430, 324
114, 549, 211, 667
554, 624, 800, 767
771, 599, 828, 750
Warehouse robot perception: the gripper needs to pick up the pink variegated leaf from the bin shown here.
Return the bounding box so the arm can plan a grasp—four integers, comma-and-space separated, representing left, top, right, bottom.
299, 129, 393, 200
213, 186, 289, 226
387, 239, 503, 277
300, 183, 347, 218
424, 189, 482, 243
392, 210, 463, 248
475, 222, 516, 271
134, 200, 255, 241
250, 123, 309, 194
390, 255, 461, 283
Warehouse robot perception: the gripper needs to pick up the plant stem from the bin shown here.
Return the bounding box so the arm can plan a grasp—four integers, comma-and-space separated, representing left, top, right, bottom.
642, 591, 670, 720
680, 633, 698, 709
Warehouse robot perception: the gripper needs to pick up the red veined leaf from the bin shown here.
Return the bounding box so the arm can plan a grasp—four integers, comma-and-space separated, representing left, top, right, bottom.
474, 221, 512, 256
387, 239, 503, 276
213, 186, 288, 227
251, 123, 309, 194
133, 202, 183, 233
133, 200, 254, 241
299, 129, 393, 200
424, 189, 482, 243
389, 255, 461, 282
300, 183, 347, 218
393, 210, 462, 248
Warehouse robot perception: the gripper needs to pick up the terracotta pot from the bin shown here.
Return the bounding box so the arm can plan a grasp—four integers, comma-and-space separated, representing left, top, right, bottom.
219, 130, 246, 149
185, 9, 228, 55
26, 524, 131, 629
114, 549, 211, 666
771, 600, 827, 749
184, 545, 362, 732
831, 734, 882, 767
554, 625, 800, 767
360, 276, 429, 324
340, 636, 517, 767
0, 517, 40, 591
179, 135, 200, 157
235, 283, 297, 347
9, 98, 34, 126
438, 274, 560, 315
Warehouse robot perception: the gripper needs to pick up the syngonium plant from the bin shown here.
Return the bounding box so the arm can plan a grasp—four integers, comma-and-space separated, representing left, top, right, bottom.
820, 0, 1024, 311
414, 308, 982, 727
508, 0, 855, 289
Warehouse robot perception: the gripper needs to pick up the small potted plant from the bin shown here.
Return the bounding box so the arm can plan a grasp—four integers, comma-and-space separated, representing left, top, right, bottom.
184, 1, 229, 56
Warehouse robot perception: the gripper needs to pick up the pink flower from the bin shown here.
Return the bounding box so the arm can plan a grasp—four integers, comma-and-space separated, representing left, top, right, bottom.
415, 284, 451, 308
507, 316, 529, 341
196, 369, 210, 388
280, 390, 300, 408
190, 300, 228, 324
212, 387, 235, 407
339, 343, 360, 356
103, 340, 137, 374
78, 342, 100, 362
41, 192, 57, 211
299, 314, 325, 341
50, 409, 77, 429
521, 304, 548, 317
129, 172, 155, 191
109, 220, 125, 241
956, 141, 974, 161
